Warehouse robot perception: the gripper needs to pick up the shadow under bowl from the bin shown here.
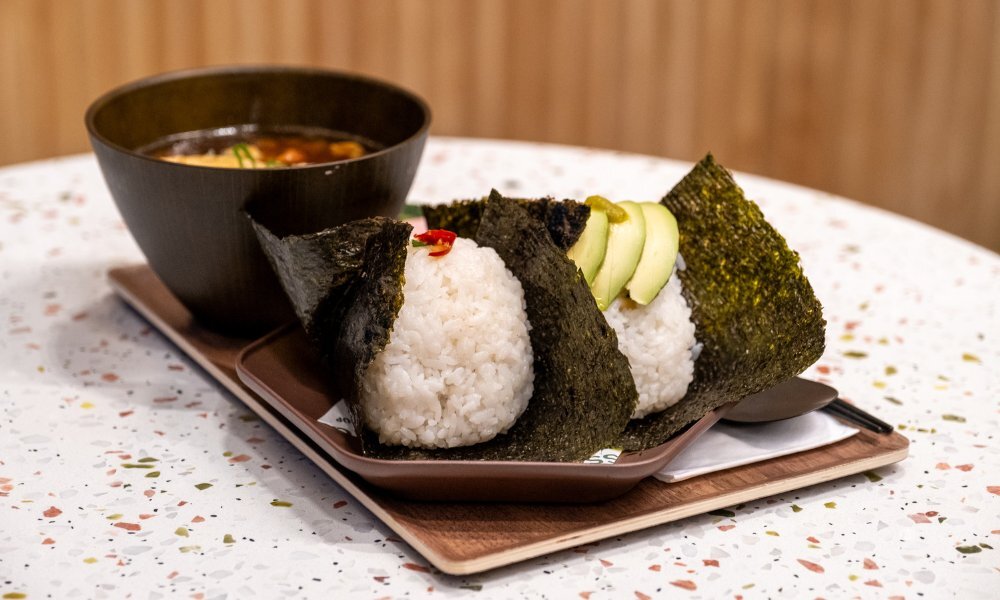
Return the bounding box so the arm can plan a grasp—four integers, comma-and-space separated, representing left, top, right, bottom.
86, 65, 430, 336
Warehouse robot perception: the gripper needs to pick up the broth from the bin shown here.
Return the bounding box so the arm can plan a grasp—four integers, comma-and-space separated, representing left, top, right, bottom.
138, 125, 382, 168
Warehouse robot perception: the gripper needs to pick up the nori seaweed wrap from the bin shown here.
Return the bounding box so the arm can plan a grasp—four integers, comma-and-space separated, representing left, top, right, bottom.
424, 196, 591, 250
617, 155, 826, 450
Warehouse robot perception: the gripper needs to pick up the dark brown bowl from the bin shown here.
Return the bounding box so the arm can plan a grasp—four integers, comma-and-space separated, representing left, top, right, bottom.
86, 65, 430, 335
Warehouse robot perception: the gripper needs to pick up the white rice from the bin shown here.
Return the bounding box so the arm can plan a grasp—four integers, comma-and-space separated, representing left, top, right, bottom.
604, 274, 697, 419
359, 238, 534, 448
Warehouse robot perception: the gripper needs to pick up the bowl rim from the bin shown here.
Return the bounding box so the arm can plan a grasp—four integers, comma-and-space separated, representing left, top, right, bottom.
84, 64, 432, 171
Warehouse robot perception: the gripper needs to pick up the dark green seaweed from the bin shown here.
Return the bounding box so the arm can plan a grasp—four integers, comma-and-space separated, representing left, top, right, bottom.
420, 198, 485, 239
423, 196, 591, 250
617, 154, 826, 450
365, 191, 637, 462
249, 214, 412, 409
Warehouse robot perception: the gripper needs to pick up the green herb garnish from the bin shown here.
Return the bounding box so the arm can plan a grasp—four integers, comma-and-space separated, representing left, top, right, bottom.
398, 204, 424, 220
232, 143, 256, 169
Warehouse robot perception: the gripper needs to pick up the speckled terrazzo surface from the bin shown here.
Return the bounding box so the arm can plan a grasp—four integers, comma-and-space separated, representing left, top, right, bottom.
1, 138, 998, 598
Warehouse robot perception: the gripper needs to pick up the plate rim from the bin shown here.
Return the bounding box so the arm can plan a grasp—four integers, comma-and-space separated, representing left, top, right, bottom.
235, 323, 725, 482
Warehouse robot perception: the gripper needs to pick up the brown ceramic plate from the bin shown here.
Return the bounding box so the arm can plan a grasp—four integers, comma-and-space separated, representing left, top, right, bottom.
235, 324, 725, 503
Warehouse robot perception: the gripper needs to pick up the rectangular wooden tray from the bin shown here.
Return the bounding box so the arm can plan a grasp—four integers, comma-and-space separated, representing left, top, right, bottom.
108, 264, 909, 575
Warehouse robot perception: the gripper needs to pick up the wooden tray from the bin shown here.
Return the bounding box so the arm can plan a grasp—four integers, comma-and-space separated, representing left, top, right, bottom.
107, 264, 910, 575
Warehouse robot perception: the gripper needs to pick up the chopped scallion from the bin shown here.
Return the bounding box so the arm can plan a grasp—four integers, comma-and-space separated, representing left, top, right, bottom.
232, 143, 256, 168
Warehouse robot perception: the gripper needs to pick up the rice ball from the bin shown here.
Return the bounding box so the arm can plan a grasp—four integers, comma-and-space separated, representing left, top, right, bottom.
359, 237, 534, 448
604, 274, 697, 419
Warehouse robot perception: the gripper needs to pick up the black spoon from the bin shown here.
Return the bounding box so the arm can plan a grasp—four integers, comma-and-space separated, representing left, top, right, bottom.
723, 377, 893, 434
723, 377, 839, 423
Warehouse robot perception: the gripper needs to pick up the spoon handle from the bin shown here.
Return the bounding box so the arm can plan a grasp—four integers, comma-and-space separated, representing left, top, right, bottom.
822, 399, 893, 434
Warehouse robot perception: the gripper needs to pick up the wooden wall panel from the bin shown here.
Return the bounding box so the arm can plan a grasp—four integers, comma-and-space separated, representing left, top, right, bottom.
659, 0, 700, 160
0, 0, 997, 251
979, 2, 1000, 246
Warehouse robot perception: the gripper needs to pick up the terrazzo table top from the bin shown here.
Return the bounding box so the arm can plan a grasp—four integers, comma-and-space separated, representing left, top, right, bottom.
1, 137, 998, 598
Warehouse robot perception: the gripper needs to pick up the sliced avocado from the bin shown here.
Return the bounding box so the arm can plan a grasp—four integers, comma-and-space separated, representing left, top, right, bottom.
589, 201, 646, 310
566, 208, 610, 284
626, 202, 680, 304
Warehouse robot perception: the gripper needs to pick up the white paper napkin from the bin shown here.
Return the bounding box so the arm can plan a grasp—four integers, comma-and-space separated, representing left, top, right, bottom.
654, 411, 859, 483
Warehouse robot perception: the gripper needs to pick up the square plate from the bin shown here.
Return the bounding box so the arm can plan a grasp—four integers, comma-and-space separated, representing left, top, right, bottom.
235, 324, 725, 503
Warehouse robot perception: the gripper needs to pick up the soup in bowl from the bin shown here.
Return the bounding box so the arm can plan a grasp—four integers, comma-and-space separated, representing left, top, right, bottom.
86, 65, 431, 335
142, 123, 375, 168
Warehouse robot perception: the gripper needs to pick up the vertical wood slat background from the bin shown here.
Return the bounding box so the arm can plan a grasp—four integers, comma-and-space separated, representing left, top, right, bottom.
1, 0, 997, 251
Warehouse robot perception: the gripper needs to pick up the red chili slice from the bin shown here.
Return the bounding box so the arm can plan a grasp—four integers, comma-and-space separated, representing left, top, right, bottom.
413, 229, 457, 257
